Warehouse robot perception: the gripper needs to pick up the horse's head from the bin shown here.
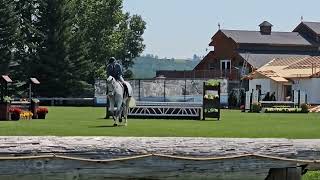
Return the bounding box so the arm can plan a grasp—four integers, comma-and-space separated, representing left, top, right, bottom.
106, 76, 116, 96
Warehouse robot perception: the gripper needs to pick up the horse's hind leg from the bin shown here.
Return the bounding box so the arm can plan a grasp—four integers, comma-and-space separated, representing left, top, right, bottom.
124, 98, 130, 126
112, 114, 117, 126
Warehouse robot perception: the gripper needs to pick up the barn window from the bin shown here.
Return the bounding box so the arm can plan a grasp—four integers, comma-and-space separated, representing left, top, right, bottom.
220, 60, 231, 70
209, 63, 215, 70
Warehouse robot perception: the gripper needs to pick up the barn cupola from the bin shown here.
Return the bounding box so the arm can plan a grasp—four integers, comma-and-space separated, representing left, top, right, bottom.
259, 21, 273, 35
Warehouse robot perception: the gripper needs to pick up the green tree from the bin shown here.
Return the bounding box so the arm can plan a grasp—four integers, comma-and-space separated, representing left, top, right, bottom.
0, 0, 19, 75
114, 13, 146, 78
5, 0, 146, 97
35, 0, 70, 97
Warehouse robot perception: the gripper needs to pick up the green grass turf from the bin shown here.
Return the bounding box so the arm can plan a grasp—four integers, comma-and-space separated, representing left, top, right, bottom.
0, 107, 319, 137
1, 107, 320, 178
304, 171, 320, 180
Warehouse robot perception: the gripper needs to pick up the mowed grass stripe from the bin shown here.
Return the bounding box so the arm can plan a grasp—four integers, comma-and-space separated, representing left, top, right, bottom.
0, 107, 319, 137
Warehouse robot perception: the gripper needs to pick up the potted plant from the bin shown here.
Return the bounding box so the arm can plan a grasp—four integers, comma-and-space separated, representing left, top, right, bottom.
206, 79, 220, 87
37, 107, 48, 119
9, 107, 22, 121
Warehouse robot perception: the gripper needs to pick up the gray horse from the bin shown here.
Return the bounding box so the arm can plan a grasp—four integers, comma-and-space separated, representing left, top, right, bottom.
106, 76, 133, 126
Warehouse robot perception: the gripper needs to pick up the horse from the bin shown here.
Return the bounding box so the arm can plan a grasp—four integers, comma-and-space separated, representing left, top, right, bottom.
106, 76, 133, 126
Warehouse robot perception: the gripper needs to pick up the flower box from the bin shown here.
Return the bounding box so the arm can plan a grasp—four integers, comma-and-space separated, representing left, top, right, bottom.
9, 107, 22, 121
36, 107, 48, 119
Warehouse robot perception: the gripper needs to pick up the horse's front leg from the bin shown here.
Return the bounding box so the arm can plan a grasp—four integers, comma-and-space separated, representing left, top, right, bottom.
115, 96, 124, 125
117, 102, 123, 125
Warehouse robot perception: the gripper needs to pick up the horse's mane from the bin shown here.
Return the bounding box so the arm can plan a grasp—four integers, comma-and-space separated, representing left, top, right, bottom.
107, 76, 114, 82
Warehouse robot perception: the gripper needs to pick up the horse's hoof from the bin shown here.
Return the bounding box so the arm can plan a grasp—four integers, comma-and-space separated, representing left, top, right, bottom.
113, 123, 118, 127
124, 123, 127, 126
119, 119, 123, 123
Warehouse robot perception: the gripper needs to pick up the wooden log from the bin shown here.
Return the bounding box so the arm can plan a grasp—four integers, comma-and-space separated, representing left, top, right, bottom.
0, 137, 319, 180
0, 156, 304, 180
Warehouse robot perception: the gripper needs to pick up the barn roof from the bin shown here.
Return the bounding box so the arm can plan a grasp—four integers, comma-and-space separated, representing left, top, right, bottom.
300, 21, 320, 35
239, 53, 309, 68
248, 56, 320, 80
220, 29, 313, 46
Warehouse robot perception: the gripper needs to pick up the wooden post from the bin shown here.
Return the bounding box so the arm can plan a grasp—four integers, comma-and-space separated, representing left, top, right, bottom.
0, 83, 2, 102
250, 89, 253, 112
138, 79, 141, 101
28, 83, 32, 101
305, 93, 307, 104
184, 79, 187, 102
298, 90, 301, 106
163, 80, 166, 102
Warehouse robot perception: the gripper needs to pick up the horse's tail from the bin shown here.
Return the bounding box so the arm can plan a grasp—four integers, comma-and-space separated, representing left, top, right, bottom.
128, 97, 136, 108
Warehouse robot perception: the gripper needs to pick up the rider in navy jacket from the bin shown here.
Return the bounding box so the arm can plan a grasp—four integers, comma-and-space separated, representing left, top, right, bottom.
107, 57, 125, 83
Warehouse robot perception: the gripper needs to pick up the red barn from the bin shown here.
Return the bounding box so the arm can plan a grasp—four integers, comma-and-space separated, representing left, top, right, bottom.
157, 21, 320, 90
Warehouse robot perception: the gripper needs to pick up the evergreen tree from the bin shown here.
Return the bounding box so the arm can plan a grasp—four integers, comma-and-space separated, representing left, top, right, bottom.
35, 0, 70, 97
4, 0, 146, 97
0, 0, 19, 75
12, 0, 48, 97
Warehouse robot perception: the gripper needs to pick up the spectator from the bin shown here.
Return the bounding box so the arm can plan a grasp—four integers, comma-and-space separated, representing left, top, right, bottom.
270, 92, 276, 101
263, 92, 270, 101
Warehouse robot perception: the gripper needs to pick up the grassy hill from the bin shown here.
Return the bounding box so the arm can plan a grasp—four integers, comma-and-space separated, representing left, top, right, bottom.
130, 56, 200, 79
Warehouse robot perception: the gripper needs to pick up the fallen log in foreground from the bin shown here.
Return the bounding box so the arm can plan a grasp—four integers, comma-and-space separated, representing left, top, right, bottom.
0, 137, 319, 180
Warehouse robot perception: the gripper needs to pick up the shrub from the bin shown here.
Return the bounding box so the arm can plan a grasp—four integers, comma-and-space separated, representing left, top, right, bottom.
206, 79, 220, 86
251, 102, 261, 113
300, 103, 309, 113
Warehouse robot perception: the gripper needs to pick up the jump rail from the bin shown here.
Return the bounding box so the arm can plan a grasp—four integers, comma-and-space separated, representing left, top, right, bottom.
128, 101, 203, 119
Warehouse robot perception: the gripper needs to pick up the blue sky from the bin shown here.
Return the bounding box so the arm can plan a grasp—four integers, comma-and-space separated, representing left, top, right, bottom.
123, 0, 320, 59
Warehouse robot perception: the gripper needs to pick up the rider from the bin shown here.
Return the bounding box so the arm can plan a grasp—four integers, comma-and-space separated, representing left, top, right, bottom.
107, 57, 125, 84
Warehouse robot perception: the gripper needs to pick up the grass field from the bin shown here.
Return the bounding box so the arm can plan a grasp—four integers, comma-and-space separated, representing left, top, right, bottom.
0, 107, 319, 137
1, 107, 320, 179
